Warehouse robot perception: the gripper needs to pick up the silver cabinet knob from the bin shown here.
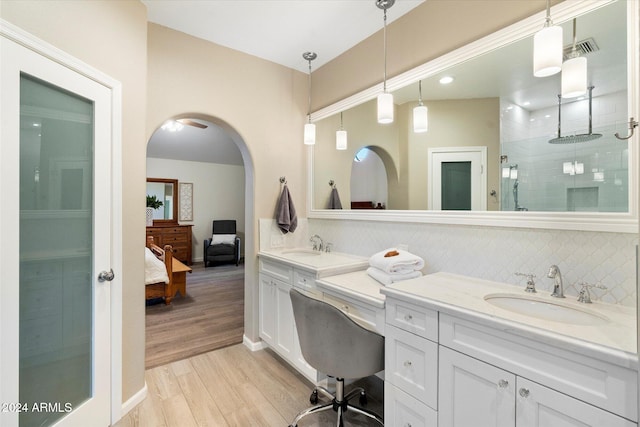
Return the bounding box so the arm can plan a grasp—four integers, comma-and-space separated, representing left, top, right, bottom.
498, 379, 509, 388
519, 388, 530, 398
403, 360, 412, 367
98, 269, 114, 282
404, 314, 413, 321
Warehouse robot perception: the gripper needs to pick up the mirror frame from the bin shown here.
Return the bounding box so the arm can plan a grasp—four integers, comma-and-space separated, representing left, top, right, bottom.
146, 177, 178, 226
307, 0, 639, 233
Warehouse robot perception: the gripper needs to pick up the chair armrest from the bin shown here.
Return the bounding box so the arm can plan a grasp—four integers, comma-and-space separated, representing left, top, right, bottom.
234, 237, 241, 265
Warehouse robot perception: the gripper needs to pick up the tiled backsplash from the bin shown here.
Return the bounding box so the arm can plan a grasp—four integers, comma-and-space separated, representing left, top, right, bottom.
307, 218, 638, 307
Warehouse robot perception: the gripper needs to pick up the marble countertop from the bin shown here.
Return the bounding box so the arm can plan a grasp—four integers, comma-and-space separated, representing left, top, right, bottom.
258, 248, 368, 278
382, 272, 638, 368
316, 270, 386, 308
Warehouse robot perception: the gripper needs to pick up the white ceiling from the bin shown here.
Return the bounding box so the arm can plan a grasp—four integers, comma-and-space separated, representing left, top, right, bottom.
142, 0, 425, 73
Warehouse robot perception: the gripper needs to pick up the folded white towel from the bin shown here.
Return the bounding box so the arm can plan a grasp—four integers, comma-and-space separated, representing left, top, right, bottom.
367, 267, 422, 286
369, 248, 425, 274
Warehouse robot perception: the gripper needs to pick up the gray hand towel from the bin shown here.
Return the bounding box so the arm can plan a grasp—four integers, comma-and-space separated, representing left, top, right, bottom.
277, 184, 297, 234
328, 187, 343, 209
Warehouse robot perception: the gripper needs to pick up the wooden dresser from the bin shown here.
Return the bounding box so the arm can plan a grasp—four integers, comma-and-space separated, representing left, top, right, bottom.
146, 224, 193, 265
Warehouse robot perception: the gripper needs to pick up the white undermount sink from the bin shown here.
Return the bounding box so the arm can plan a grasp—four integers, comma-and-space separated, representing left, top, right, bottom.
281, 248, 321, 256
484, 293, 609, 326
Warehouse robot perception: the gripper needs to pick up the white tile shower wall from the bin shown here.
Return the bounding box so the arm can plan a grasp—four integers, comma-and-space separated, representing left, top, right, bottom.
309, 218, 637, 307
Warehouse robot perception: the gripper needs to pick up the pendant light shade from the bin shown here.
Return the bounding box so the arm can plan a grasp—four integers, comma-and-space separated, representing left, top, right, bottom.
533, 0, 562, 77
561, 19, 587, 98
304, 123, 316, 146
303, 51, 317, 145
562, 56, 587, 98
376, 0, 395, 124
413, 80, 428, 133
377, 93, 394, 124
413, 105, 428, 133
336, 112, 347, 150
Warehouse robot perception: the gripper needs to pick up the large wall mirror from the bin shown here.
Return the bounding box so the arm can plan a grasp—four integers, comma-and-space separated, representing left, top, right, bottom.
146, 178, 178, 225
309, 0, 638, 232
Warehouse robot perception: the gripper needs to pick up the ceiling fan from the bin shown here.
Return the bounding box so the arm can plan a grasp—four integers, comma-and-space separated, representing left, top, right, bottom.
176, 119, 208, 129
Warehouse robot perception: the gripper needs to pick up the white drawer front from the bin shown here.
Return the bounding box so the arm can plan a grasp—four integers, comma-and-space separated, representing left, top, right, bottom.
386, 298, 438, 342
386, 324, 438, 408
293, 270, 318, 294
385, 382, 437, 427
440, 313, 638, 421
323, 292, 385, 335
259, 258, 293, 283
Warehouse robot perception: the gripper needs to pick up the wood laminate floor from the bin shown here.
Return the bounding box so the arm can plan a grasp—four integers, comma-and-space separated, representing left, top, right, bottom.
145, 263, 245, 369
114, 344, 384, 427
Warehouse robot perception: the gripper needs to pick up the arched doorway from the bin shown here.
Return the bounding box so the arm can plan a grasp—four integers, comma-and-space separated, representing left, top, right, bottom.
144, 114, 255, 368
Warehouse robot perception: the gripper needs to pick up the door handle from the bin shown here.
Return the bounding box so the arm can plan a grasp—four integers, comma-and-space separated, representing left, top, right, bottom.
98, 269, 115, 282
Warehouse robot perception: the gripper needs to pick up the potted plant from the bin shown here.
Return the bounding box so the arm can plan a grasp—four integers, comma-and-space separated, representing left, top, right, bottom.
146, 195, 163, 226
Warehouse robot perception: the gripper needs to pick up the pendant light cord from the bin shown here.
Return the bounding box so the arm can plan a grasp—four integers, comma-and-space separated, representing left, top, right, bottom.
383, 7, 388, 92
418, 80, 423, 106
307, 58, 312, 123
544, 0, 552, 26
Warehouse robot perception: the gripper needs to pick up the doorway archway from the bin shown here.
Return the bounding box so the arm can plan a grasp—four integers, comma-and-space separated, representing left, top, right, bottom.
145, 113, 255, 367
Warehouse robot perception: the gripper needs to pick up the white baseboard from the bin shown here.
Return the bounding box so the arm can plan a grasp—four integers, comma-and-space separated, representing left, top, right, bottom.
243, 334, 267, 351
119, 382, 148, 419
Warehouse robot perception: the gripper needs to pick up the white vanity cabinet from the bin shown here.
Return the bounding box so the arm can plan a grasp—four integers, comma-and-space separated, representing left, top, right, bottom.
382, 278, 638, 427
439, 345, 636, 427
258, 257, 319, 381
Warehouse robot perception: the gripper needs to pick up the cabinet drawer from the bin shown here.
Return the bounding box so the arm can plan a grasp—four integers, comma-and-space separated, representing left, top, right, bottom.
323, 292, 384, 335
386, 298, 438, 342
385, 382, 437, 427
162, 232, 188, 243
259, 258, 293, 283
440, 313, 638, 421
386, 324, 438, 409
293, 270, 317, 294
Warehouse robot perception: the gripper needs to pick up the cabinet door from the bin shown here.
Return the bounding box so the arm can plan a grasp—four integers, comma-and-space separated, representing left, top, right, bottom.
439, 346, 515, 427
516, 377, 636, 427
258, 274, 276, 345
275, 280, 294, 358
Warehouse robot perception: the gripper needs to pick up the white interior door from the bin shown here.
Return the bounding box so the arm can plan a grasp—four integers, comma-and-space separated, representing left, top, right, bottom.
1, 35, 112, 427
429, 147, 487, 211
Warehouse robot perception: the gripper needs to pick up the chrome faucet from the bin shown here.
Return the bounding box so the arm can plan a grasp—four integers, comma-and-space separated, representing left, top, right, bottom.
547, 265, 565, 298
310, 234, 324, 252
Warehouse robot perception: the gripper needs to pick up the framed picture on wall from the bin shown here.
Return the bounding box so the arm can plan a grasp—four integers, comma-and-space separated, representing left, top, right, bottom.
179, 182, 193, 222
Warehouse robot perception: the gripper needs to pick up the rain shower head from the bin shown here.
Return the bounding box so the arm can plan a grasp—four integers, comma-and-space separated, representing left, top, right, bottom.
548, 133, 602, 144
548, 86, 600, 144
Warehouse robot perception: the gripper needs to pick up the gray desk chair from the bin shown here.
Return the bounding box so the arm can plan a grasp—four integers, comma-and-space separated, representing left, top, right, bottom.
289, 288, 384, 427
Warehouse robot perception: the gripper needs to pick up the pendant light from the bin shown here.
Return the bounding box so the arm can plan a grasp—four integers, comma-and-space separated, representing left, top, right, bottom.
561, 19, 587, 98
533, 0, 563, 77
336, 112, 348, 150
413, 80, 428, 133
303, 51, 317, 145
376, 0, 395, 124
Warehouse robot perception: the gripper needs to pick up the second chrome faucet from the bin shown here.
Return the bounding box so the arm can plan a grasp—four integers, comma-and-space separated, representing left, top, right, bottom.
547, 265, 565, 298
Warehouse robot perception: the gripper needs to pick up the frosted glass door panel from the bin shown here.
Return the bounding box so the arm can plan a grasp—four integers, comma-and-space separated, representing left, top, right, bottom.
19, 75, 93, 427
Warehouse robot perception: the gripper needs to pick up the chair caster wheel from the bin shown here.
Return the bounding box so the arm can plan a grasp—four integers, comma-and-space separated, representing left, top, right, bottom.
310, 390, 319, 404
359, 391, 367, 406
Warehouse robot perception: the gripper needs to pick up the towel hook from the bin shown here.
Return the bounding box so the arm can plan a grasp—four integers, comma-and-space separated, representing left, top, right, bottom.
329, 180, 335, 188
615, 117, 638, 140
279, 176, 287, 185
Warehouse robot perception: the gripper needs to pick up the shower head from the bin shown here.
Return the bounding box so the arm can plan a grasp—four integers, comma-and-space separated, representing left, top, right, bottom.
548, 133, 602, 144
548, 86, 602, 144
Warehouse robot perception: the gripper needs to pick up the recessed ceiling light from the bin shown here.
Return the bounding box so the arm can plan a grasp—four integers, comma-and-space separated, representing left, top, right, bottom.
545, 114, 551, 118
439, 76, 454, 85
523, 101, 531, 106
32, 123, 40, 127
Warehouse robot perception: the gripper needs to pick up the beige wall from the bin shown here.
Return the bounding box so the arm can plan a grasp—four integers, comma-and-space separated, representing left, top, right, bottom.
1, 0, 148, 406
312, 0, 554, 110
146, 23, 308, 348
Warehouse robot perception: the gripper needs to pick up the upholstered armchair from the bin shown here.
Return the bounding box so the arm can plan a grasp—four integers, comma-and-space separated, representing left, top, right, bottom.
203, 220, 241, 267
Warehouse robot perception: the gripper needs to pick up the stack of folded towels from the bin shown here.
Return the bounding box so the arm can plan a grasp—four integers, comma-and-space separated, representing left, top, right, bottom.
367, 248, 424, 286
